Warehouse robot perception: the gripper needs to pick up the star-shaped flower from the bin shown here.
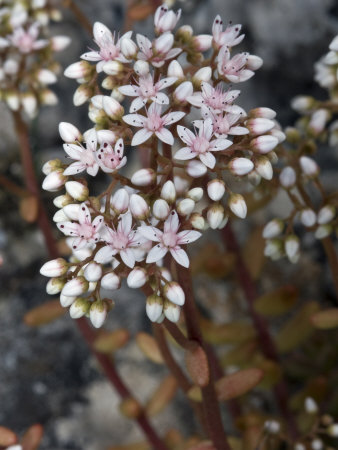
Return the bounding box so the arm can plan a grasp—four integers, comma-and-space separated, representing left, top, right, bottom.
96, 138, 127, 173
212, 15, 244, 50
63, 129, 99, 177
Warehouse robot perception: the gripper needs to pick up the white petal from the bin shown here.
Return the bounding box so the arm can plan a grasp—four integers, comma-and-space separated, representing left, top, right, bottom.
170, 247, 189, 267
87, 164, 99, 176
177, 230, 201, 244
155, 128, 173, 145
130, 97, 146, 112
63, 143, 82, 159
92, 215, 104, 231
156, 77, 177, 90
132, 128, 153, 146
57, 221, 79, 236
94, 245, 115, 264
79, 203, 91, 225
118, 211, 132, 234
136, 33, 152, 54
120, 248, 135, 268
63, 161, 86, 175
174, 147, 195, 160
118, 84, 138, 96
163, 111, 185, 125
210, 138, 232, 151
85, 129, 97, 152
187, 93, 203, 108
200, 152, 216, 168
177, 125, 195, 145
229, 126, 249, 135
93, 22, 113, 45
201, 118, 213, 140
138, 225, 162, 242
122, 113, 145, 127
153, 92, 169, 105
146, 244, 168, 263
81, 51, 102, 61
164, 210, 180, 233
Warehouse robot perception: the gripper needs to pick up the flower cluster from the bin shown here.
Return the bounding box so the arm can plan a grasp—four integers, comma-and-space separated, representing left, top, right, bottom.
0, 0, 70, 117
41, 4, 281, 328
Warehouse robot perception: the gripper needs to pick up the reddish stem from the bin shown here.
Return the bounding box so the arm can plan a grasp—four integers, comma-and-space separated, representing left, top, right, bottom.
321, 237, 338, 300
62, 0, 92, 35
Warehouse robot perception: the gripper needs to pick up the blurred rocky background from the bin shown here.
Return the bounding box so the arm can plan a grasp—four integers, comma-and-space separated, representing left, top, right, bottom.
1, 0, 338, 449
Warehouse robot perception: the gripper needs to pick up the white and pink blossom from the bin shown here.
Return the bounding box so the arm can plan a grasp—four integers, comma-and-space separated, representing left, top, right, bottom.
217, 46, 255, 83
63, 129, 99, 176
212, 15, 244, 49
154, 5, 181, 34
96, 138, 127, 173
7, 23, 47, 53
187, 82, 242, 114
197, 106, 248, 138
136, 32, 181, 68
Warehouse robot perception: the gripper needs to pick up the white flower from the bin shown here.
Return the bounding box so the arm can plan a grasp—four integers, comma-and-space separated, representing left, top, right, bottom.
96, 138, 127, 173
63, 129, 99, 176
212, 15, 244, 49
136, 32, 182, 68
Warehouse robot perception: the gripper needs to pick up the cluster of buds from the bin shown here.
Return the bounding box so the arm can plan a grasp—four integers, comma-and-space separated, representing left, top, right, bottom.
41, 4, 281, 327
263, 35, 338, 263
0, 0, 70, 117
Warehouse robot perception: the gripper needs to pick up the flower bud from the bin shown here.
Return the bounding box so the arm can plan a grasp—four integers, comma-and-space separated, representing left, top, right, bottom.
69, 297, 90, 319
264, 420, 280, 434
146, 294, 163, 322
53, 194, 72, 209
90, 300, 108, 328
163, 281, 185, 306
64, 61, 92, 79
176, 25, 193, 40
250, 135, 279, 154
193, 34, 213, 51
42, 169, 67, 191
53, 209, 69, 222
229, 193, 247, 219
161, 180, 176, 203
46, 277, 65, 295
264, 239, 283, 260
218, 215, 229, 229
186, 160, 208, 178
315, 224, 332, 239
103, 60, 124, 75
327, 424, 338, 437
300, 209, 317, 227
177, 198, 195, 216
127, 267, 148, 288
246, 54, 263, 70
65, 181, 89, 201
153, 199, 170, 220
263, 219, 284, 239
308, 109, 330, 135
60, 292, 76, 307
129, 194, 150, 220
269, 129, 286, 144
255, 156, 273, 180
131, 168, 156, 186
6, 90, 20, 110
245, 118, 275, 135
154, 32, 174, 53
187, 187, 203, 202
63, 203, 81, 220
59, 122, 81, 143
73, 84, 92, 106
173, 81, 193, 104
134, 60, 150, 76
51, 35, 71, 52
37, 69, 57, 85
192, 67, 212, 87
101, 272, 121, 290
310, 439, 323, 450
249, 107, 276, 119
291, 95, 315, 112
21, 92, 37, 118
317, 205, 335, 225
190, 213, 205, 230
62, 276, 89, 296
40, 88, 58, 105
279, 166, 296, 188
294, 444, 306, 450
120, 37, 138, 59
111, 188, 129, 214
102, 96, 124, 120
305, 397, 318, 414
299, 156, 319, 177
42, 158, 62, 175
167, 60, 184, 79
229, 157, 254, 176
84, 262, 102, 282
164, 300, 180, 322
207, 179, 225, 201
285, 235, 300, 263
207, 203, 224, 229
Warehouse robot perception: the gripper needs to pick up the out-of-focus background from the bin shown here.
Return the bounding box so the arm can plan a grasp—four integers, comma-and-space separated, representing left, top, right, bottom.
1, 0, 338, 448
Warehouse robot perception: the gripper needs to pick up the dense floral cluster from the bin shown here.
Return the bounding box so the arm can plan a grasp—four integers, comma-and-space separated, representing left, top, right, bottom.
0, 0, 70, 117
41, 4, 283, 328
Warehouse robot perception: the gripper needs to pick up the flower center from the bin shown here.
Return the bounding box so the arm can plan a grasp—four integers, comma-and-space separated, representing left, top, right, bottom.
79, 224, 95, 240
162, 231, 178, 248
146, 113, 164, 132
139, 78, 156, 98
113, 232, 129, 250
192, 136, 210, 154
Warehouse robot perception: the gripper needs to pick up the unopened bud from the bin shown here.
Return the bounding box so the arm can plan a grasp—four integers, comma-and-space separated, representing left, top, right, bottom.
129, 194, 149, 220
311, 439, 323, 450
60, 292, 76, 307
317, 205, 335, 225
127, 267, 148, 288
103, 60, 124, 75
120, 37, 138, 59
51, 35, 71, 52
21, 92, 37, 118
177, 198, 195, 215
101, 272, 121, 290
173, 81, 193, 104
153, 199, 170, 220
90, 300, 108, 328
255, 156, 273, 180
131, 168, 155, 186
40, 258, 68, 277
192, 67, 212, 87
69, 297, 90, 318
291, 96, 315, 113
229, 157, 254, 176
59, 122, 81, 143
305, 397, 318, 414
299, 156, 319, 177
294, 444, 306, 450
285, 235, 300, 263
73, 84, 92, 106
111, 188, 129, 214
246, 54, 263, 70
229, 193, 247, 219
249, 107, 276, 119
207, 179, 225, 201
37, 69, 57, 84
63, 203, 81, 220
245, 118, 275, 135
64, 60, 92, 79
62, 276, 89, 296
300, 209, 317, 227
315, 224, 332, 239
207, 203, 224, 229
163, 281, 185, 306
263, 219, 284, 239
6, 90, 20, 110
161, 180, 176, 203
167, 60, 184, 79
46, 277, 65, 295
190, 213, 205, 230
186, 160, 208, 177
65, 181, 89, 201
264, 420, 280, 434
102, 96, 124, 120
327, 424, 338, 437
146, 294, 163, 322
42, 169, 67, 191
308, 109, 330, 135
164, 300, 180, 322
279, 166, 296, 188
193, 34, 213, 52
251, 135, 279, 154
264, 239, 283, 260
42, 158, 62, 175
84, 262, 102, 282
134, 60, 150, 76
187, 187, 203, 202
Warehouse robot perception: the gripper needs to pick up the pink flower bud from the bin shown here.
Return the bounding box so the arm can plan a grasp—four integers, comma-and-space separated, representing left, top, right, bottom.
153, 199, 170, 220
111, 188, 129, 214
173, 81, 193, 103
69, 297, 90, 319
164, 300, 180, 322
102, 60, 124, 75
62, 276, 89, 296
146, 294, 163, 322
207, 203, 224, 229
59, 122, 81, 143
279, 166, 296, 188
177, 198, 195, 216
249, 107, 276, 119
161, 180, 176, 203
129, 194, 150, 220
317, 205, 335, 224
207, 179, 225, 201
51, 35, 71, 52
90, 300, 108, 328
285, 235, 300, 263
42, 158, 62, 175
300, 209, 317, 227
186, 160, 208, 177
229, 157, 254, 176
194, 34, 213, 51
84, 262, 102, 282
245, 118, 275, 135
120, 37, 137, 59
65, 181, 89, 201
37, 69, 57, 85
131, 168, 156, 186
190, 213, 205, 230
134, 60, 150, 76
127, 267, 148, 288
299, 156, 319, 177
229, 193, 247, 219
167, 60, 184, 79
154, 6, 181, 33
263, 219, 284, 239
255, 156, 273, 180
101, 272, 121, 290
60, 292, 76, 307
64, 61, 91, 79
42, 169, 67, 191
250, 135, 279, 154
163, 281, 185, 306
46, 277, 65, 295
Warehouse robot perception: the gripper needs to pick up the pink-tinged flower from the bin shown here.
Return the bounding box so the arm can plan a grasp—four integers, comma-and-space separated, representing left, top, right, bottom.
187, 82, 242, 114
154, 5, 181, 33
136, 32, 182, 68
123, 102, 185, 146
95, 212, 144, 268
96, 138, 127, 173
57, 203, 104, 250
196, 106, 248, 138
8, 23, 48, 53
138, 211, 201, 267
119, 73, 177, 112
217, 46, 255, 83
81, 22, 131, 72
175, 118, 232, 169
212, 15, 244, 49
63, 129, 99, 176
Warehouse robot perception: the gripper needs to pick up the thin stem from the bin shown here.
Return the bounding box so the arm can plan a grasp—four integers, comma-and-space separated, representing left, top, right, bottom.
62, 0, 92, 35
321, 237, 338, 299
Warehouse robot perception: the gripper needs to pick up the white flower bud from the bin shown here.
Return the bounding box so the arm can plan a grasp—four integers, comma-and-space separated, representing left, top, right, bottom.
159, 267, 172, 283
299, 156, 319, 177
269, 129, 286, 144
154, 32, 174, 53
37, 69, 57, 85
73, 85, 92, 106
229, 194, 247, 219
42, 169, 67, 191
90, 300, 108, 328
279, 166, 296, 188
315, 224, 332, 239
134, 60, 150, 76
294, 444, 306, 450
264, 239, 283, 260
264, 420, 280, 434
101, 272, 121, 290
291, 96, 314, 113
63, 203, 81, 221
177, 198, 195, 216
310, 439, 323, 450
161, 180, 176, 203
21, 92, 37, 118
174, 175, 190, 195
69, 297, 90, 319
60, 292, 76, 307
84, 262, 102, 282
59, 122, 81, 143
305, 397, 318, 414
218, 215, 229, 229
129, 194, 150, 220
186, 160, 208, 178
173, 81, 193, 103
263, 219, 284, 239
317, 205, 335, 225
329, 35, 338, 51
255, 156, 273, 180
64, 61, 92, 79
46, 277, 65, 295
51, 35, 71, 52
193, 34, 213, 51
207, 203, 224, 229
146, 294, 163, 322
190, 213, 205, 230
167, 60, 184, 79
249, 107, 276, 119
62, 276, 89, 296
245, 118, 275, 135
164, 281, 185, 306
246, 54, 263, 70
53, 194, 72, 209
42, 159, 62, 175
111, 188, 129, 214
153, 199, 170, 220
251, 135, 279, 154
327, 424, 338, 437
40, 89, 58, 105
164, 300, 180, 322
131, 168, 155, 186
6, 91, 20, 110
229, 157, 254, 176
300, 209, 317, 227
127, 267, 148, 288
65, 181, 89, 201
53, 209, 69, 222
102, 96, 124, 120
102, 60, 124, 75
120, 37, 138, 59
187, 188, 203, 202
207, 179, 225, 201
192, 67, 212, 86
285, 235, 300, 263
308, 109, 330, 135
